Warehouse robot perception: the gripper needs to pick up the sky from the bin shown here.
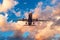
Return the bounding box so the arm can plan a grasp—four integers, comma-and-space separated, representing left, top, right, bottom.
0, 0, 60, 40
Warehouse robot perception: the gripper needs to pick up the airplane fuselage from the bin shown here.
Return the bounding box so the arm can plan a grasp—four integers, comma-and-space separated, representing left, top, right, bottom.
28, 13, 32, 25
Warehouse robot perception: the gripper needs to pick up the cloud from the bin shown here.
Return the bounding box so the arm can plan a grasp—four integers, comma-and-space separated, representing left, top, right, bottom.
24, 11, 29, 19
0, 1, 60, 40
0, 14, 60, 40
52, 3, 60, 16
0, 14, 8, 31
51, 0, 57, 4
12, 10, 21, 17
0, 0, 18, 12
53, 19, 60, 26
40, 6, 53, 20
33, 2, 43, 19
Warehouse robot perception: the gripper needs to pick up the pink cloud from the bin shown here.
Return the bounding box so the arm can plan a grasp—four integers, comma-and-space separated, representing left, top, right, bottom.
0, 0, 18, 12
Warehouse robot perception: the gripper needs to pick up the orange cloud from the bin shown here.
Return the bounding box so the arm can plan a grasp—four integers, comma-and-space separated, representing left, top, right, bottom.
33, 2, 43, 19
0, 0, 18, 12
0, 13, 60, 40
52, 3, 60, 16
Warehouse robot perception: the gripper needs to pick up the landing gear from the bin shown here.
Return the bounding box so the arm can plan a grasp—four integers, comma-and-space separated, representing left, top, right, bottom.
26, 22, 27, 24
28, 22, 32, 26
25, 22, 32, 26
32, 22, 35, 25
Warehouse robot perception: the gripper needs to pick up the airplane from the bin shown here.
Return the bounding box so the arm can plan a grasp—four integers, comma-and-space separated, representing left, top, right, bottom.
18, 13, 49, 26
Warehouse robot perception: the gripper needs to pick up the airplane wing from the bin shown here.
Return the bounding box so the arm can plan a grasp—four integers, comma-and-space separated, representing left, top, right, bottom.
32, 19, 49, 21
18, 19, 28, 21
